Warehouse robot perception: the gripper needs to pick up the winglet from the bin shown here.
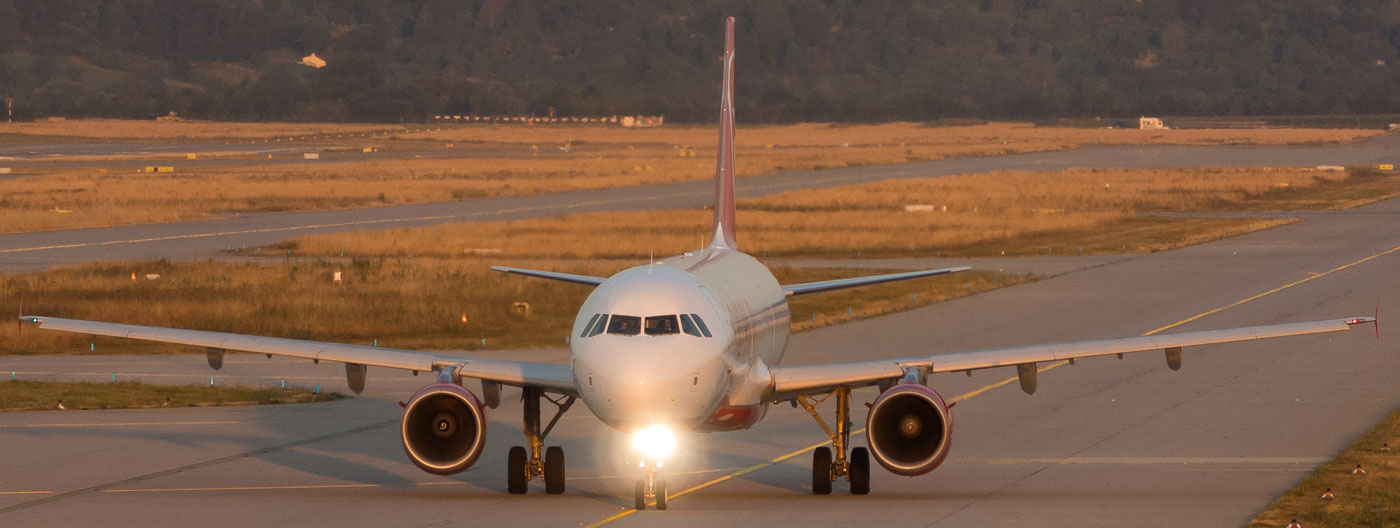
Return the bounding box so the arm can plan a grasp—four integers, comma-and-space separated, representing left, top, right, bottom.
709, 16, 738, 250
16, 298, 22, 338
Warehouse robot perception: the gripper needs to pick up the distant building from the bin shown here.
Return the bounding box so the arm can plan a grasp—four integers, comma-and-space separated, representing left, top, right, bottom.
300, 53, 327, 69
1139, 116, 1168, 130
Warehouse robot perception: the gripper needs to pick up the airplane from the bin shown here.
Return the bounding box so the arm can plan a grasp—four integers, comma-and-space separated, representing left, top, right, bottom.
19, 17, 1376, 511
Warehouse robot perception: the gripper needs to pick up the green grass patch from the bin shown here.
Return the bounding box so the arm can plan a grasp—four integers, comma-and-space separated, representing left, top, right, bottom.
0, 380, 345, 411
1248, 407, 1400, 528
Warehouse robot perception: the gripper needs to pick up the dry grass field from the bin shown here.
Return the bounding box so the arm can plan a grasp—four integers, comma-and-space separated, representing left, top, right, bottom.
0, 119, 406, 139
0, 121, 1382, 233
279, 167, 1397, 261
3, 259, 1019, 355
0, 380, 344, 411
409, 121, 1381, 148
1248, 408, 1400, 528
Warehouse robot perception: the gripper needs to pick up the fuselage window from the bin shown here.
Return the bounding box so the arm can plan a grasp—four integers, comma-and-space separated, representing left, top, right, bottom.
679, 314, 703, 337
689, 313, 713, 338
586, 314, 609, 337
580, 314, 601, 338
645, 315, 680, 336
607, 314, 641, 336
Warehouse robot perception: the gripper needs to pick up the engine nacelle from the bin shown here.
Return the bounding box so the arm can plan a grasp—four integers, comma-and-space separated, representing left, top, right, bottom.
401, 382, 487, 475
865, 383, 954, 476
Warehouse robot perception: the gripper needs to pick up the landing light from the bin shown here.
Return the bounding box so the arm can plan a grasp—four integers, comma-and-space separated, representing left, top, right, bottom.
631, 425, 677, 459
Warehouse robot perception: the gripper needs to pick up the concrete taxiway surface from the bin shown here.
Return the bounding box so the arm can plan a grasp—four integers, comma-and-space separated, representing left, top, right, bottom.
3, 195, 1398, 526
4, 134, 1400, 272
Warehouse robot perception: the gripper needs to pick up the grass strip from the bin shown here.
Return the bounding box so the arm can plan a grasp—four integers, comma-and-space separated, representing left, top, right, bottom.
1248, 408, 1400, 528
0, 122, 1380, 233
3, 262, 1025, 355
0, 380, 345, 412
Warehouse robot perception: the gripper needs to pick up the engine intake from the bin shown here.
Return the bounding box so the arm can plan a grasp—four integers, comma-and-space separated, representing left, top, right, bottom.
865, 383, 953, 476
401, 382, 487, 475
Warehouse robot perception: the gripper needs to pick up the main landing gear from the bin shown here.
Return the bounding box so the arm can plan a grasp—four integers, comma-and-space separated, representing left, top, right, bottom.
633, 463, 668, 510
796, 386, 870, 495
507, 388, 575, 495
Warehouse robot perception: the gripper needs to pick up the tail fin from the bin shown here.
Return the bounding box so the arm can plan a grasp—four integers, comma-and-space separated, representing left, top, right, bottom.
710, 16, 738, 250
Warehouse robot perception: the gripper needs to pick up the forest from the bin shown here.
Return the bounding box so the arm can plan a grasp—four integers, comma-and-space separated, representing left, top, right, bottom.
5, 0, 1400, 123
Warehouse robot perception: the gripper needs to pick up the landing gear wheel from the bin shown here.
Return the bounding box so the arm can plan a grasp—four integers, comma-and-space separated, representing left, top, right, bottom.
655, 480, 668, 510
507, 446, 529, 494
544, 446, 566, 494
812, 447, 833, 495
849, 447, 870, 495
634, 479, 647, 510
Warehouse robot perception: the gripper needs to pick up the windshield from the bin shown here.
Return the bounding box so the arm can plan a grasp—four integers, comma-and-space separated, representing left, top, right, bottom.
645, 315, 680, 336
606, 314, 641, 336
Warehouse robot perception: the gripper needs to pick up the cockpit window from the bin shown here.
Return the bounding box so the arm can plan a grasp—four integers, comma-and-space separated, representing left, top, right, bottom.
606, 314, 641, 336
579, 314, 601, 338
679, 314, 703, 337
689, 313, 713, 337
586, 314, 609, 337
645, 315, 680, 336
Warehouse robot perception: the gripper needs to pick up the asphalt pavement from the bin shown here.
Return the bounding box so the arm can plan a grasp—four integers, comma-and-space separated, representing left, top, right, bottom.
2, 179, 1399, 527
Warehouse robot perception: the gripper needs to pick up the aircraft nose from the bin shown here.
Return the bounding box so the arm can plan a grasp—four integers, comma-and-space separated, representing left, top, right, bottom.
573, 339, 726, 428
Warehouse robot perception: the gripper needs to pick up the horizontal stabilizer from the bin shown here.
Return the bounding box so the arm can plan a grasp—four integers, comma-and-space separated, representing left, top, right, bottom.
490, 266, 605, 287
782, 266, 972, 297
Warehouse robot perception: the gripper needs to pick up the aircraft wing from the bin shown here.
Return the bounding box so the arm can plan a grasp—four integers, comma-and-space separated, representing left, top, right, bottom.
782, 266, 972, 297
767, 317, 1374, 400
20, 315, 577, 395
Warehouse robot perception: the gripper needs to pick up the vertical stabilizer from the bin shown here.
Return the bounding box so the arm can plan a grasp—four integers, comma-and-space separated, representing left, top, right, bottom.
710, 16, 738, 250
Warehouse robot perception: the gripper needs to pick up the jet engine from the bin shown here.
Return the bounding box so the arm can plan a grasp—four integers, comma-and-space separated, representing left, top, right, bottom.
401, 382, 488, 475
865, 383, 954, 476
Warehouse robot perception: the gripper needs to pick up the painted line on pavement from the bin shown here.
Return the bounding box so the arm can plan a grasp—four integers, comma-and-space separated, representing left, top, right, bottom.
583, 241, 1400, 526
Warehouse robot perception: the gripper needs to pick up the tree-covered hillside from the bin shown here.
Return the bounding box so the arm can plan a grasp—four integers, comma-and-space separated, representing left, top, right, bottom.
4, 0, 1400, 123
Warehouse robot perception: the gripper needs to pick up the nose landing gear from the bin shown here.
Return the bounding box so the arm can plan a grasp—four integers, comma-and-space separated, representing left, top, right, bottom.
634, 462, 668, 510
796, 386, 870, 495
507, 388, 575, 494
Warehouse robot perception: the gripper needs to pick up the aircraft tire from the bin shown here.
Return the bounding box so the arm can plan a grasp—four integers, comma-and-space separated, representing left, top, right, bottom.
544, 446, 565, 494
849, 447, 870, 495
507, 446, 528, 494
812, 447, 833, 495
656, 480, 668, 510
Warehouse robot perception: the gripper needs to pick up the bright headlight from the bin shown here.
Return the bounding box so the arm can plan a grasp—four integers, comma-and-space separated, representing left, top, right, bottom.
631, 425, 677, 459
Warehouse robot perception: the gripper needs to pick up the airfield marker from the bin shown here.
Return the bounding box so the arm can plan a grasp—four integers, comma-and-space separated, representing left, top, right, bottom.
1352, 464, 1367, 475
1320, 487, 1333, 500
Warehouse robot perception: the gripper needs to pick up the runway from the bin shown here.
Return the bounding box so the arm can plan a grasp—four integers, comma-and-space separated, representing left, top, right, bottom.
3, 195, 1398, 526
4, 134, 1400, 272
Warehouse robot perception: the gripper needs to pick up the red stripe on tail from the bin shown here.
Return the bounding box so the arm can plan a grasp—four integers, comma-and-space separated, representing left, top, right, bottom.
710, 17, 738, 250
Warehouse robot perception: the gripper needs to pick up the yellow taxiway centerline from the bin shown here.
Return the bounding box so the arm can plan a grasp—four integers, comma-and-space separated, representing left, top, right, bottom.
583, 242, 1400, 526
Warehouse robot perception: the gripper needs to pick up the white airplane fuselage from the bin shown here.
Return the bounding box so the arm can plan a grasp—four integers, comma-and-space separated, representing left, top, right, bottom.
569, 247, 788, 433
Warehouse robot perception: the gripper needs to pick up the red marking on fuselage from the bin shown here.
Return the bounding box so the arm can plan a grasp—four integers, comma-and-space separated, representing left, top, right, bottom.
694, 397, 765, 432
